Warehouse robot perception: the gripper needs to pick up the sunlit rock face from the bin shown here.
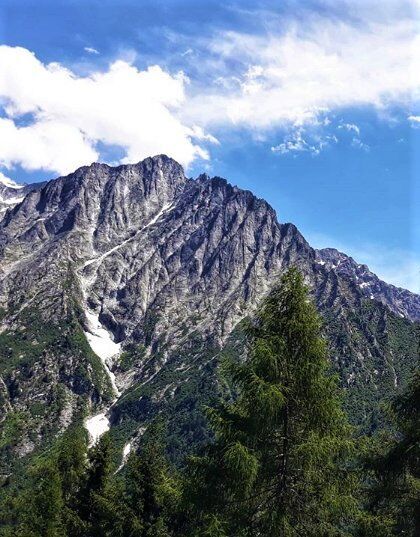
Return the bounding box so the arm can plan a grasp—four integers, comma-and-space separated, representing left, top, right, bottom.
0, 155, 418, 465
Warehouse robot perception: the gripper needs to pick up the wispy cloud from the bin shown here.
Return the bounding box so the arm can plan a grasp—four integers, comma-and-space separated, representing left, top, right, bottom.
408, 114, 420, 125
271, 129, 337, 156
339, 123, 360, 135
351, 137, 370, 152
84, 46, 100, 55
185, 9, 420, 133
0, 1, 418, 175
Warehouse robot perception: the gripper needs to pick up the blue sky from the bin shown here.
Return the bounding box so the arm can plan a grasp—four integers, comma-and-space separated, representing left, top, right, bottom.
0, 0, 419, 291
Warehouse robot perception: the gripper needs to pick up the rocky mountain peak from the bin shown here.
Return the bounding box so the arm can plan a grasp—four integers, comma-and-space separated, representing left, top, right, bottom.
316, 247, 420, 321
0, 155, 419, 469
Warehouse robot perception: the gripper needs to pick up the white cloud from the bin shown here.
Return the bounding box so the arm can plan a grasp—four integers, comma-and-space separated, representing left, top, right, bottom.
339, 122, 360, 135
84, 46, 100, 55
0, 46, 214, 175
271, 132, 309, 155
351, 137, 370, 152
181, 48, 193, 57
0, 170, 23, 189
408, 114, 420, 123
271, 129, 337, 156
0, 3, 419, 176
185, 14, 420, 131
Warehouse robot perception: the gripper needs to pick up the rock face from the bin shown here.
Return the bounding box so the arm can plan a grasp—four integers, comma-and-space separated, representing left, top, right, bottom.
316, 248, 420, 322
0, 175, 45, 218
0, 155, 418, 468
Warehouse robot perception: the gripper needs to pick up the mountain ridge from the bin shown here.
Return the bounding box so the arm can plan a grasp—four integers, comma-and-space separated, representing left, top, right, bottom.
0, 155, 418, 471
316, 247, 420, 321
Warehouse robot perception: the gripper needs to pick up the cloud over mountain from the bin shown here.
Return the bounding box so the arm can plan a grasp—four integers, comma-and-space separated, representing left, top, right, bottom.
0, 46, 213, 174
0, 1, 418, 175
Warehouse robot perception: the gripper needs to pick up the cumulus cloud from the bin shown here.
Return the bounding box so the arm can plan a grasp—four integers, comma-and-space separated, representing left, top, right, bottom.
0, 117, 98, 174
0, 2, 419, 176
0, 46, 214, 175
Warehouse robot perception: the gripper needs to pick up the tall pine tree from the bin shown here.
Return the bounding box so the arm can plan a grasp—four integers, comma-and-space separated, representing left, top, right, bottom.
185, 268, 358, 536
121, 422, 180, 536
360, 368, 420, 536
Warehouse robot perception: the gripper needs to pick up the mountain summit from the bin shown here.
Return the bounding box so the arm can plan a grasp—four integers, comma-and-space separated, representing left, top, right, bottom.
0, 155, 418, 469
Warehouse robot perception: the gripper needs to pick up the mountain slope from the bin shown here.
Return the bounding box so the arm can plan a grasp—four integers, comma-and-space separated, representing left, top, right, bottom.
0, 155, 418, 471
317, 247, 420, 322
0, 175, 45, 218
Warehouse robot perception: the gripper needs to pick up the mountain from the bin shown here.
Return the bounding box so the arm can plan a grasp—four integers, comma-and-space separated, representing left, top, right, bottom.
0, 155, 418, 473
316, 248, 420, 322
0, 174, 45, 218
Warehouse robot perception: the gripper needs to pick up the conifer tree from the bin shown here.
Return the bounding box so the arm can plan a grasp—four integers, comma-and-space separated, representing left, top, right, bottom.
185, 268, 358, 536
360, 368, 420, 536
78, 433, 115, 537
17, 458, 65, 537
121, 422, 180, 536
57, 426, 89, 536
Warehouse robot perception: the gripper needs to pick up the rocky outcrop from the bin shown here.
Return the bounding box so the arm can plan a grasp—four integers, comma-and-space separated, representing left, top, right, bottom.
316, 248, 420, 322
0, 155, 418, 467
0, 175, 45, 219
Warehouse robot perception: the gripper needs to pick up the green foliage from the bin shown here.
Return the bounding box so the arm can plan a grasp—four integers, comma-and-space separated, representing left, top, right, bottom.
0, 304, 114, 474
17, 458, 65, 537
324, 300, 420, 432
0, 411, 27, 452
119, 422, 180, 536
112, 338, 226, 466
184, 268, 359, 536
0, 421, 181, 537
360, 368, 420, 536
0, 269, 418, 536
118, 344, 146, 372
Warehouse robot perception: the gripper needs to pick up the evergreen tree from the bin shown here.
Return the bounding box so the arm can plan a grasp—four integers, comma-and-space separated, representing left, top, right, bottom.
360, 368, 420, 536
185, 268, 358, 536
121, 422, 180, 536
57, 426, 89, 536
0, 426, 88, 537
78, 433, 114, 537
16, 458, 65, 537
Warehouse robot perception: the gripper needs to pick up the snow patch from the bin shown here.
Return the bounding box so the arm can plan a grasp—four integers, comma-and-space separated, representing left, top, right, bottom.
115, 441, 132, 472
82, 203, 174, 446
83, 310, 121, 445
85, 310, 121, 362
123, 441, 132, 458
359, 282, 370, 289
85, 412, 110, 446
84, 310, 121, 396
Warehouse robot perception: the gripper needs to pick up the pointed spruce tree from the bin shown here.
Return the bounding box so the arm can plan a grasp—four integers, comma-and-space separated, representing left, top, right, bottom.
360, 368, 420, 536
185, 267, 358, 536
121, 421, 180, 537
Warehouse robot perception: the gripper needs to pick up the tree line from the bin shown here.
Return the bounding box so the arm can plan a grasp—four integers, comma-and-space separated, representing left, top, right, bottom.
0, 269, 418, 536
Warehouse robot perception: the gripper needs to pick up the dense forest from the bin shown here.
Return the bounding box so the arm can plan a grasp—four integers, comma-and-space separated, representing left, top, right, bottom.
0, 270, 418, 536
